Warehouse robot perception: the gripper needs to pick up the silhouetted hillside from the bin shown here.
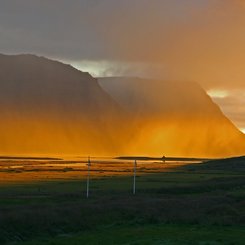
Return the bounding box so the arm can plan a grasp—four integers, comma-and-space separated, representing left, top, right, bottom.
187, 155, 245, 171
0, 54, 124, 155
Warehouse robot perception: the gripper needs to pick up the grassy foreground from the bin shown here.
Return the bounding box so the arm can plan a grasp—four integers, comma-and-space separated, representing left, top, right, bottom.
12, 225, 245, 245
0, 157, 245, 244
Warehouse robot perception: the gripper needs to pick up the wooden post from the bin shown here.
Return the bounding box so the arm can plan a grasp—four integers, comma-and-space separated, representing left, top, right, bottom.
86, 156, 91, 198
133, 160, 137, 195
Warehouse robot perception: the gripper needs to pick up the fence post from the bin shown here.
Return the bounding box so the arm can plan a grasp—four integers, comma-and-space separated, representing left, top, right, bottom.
133, 160, 137, 195
86, 156, 91, 198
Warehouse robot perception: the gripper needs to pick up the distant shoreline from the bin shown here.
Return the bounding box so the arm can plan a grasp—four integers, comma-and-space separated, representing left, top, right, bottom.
116, 156, 212, 162
0, 155, 215, 162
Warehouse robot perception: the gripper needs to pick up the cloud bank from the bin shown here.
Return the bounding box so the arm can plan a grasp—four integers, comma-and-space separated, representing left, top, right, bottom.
0, 0, 244, 131
0, 0, 244, 88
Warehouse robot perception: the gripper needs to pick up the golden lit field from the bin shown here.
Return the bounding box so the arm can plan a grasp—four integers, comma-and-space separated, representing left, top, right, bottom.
0, 158, 188, 184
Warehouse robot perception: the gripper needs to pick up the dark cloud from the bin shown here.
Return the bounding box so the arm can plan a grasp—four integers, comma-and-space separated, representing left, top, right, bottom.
0, 0, 107, 58
0, 1, 214, 60
0, 0, 245, 130
1, 0, 245, 88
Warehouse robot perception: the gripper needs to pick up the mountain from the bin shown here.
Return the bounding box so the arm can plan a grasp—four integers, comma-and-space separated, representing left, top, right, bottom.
0, 54, 244, 157
99, 77, 245, 157
0, 54, 125, 156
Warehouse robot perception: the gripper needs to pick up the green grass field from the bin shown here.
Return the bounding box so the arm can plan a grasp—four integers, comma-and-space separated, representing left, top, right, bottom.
11, 225, 245, 245
0, 157, 245, 244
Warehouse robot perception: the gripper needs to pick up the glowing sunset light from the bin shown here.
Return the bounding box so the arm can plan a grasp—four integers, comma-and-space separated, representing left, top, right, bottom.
207, 89, 229, 98
1, 1, 245, 244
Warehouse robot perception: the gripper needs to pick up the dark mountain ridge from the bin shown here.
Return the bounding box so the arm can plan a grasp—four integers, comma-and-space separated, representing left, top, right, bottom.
0, 54, 125, 155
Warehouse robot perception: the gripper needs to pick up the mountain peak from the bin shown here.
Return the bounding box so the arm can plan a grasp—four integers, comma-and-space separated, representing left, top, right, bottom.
0, 54, 124, 155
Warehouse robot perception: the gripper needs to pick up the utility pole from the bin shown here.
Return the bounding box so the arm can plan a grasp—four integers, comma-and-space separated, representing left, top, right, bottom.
133, 160, 137, 195
86, 156, 91, 198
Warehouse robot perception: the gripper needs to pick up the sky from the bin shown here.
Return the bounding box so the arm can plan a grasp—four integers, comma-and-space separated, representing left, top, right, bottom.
0, 0, 244, 133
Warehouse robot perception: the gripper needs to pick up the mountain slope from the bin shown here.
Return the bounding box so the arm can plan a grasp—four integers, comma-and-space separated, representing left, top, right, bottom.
0, 54, 124, 156
0, 54, 244, 157
99, 77, 245, 157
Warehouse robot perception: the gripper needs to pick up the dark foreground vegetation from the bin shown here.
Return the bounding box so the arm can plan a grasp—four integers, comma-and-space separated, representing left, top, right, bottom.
0, 157, 245, 244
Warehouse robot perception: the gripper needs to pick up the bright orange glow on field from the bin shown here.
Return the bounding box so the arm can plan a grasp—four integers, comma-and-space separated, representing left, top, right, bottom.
123, 116, 245, 158
0, 112, 244, 158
